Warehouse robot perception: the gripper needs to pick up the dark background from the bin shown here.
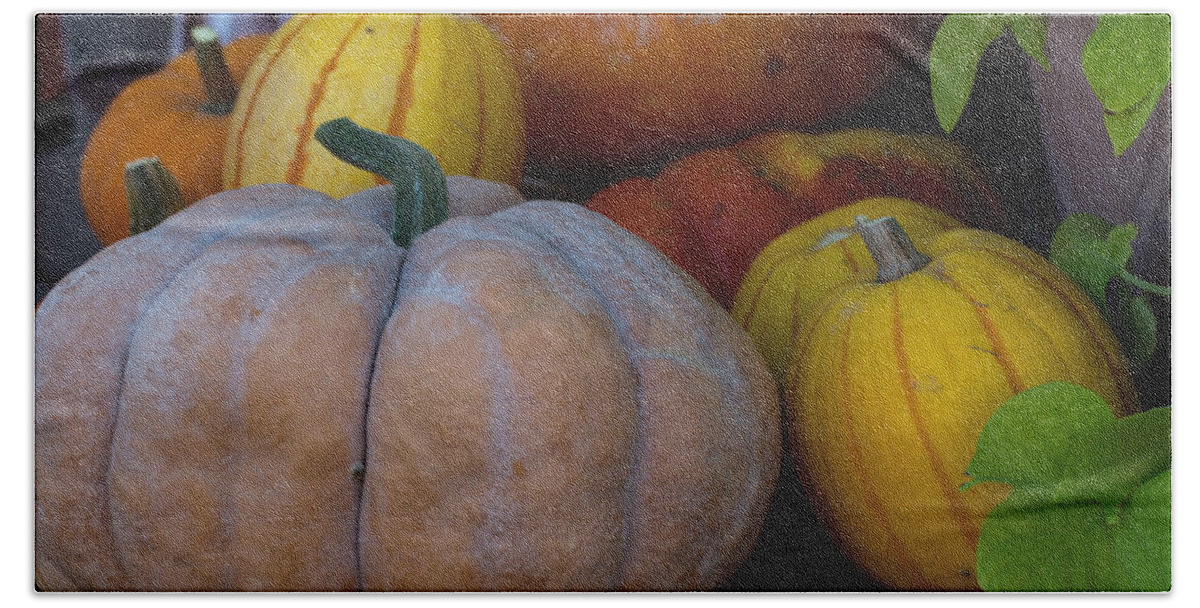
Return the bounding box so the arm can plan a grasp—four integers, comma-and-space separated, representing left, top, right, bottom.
33, 13, 1171, 592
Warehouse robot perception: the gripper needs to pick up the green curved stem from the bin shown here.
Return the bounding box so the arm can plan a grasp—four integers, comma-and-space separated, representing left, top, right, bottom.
1118, 269, 1171, 297
125, 157, 184, 236
313, 117, 449, 248
191, 26, 237, 116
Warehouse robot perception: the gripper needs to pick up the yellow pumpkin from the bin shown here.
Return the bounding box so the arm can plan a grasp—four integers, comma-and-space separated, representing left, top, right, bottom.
732, 198, 965, 384
223, 13, 524, 198
768, 205, 1141, 590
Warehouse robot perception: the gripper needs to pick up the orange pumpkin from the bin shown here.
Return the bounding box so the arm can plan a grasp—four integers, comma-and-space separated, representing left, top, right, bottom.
586, 129, 1002, 309
35, 120, 781, 591
480, 13, 931, 172
80, 28, 269, 246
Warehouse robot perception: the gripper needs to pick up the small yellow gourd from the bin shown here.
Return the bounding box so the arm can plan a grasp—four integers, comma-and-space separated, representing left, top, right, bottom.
223, 13, 524, 198
755, 203, 1140, 590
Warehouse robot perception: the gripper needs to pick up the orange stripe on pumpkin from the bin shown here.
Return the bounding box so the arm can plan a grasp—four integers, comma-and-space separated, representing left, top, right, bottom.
939, 273, 1025, 395
890, 285, 982, 556
285, 15, 367, 187
376, 16, 423, 187
469, 31, 488, 178
936, 242, 1139, 415
736, 254, 790, 331
737, 236, 857, 332
230, 15, 313, 189
836, 239, 862, 275
839, 300, 932, 589
980, 247, 1140, 416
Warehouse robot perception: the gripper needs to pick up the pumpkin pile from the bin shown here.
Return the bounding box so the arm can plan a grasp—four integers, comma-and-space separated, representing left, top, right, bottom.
40, 12, 1155, 593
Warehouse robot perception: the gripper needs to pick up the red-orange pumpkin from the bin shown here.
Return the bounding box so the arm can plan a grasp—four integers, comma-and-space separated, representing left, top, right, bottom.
35, 120, 781, 591
586, 128, 1003, 309
480, 13, 930, 172
80, 29, 269, 245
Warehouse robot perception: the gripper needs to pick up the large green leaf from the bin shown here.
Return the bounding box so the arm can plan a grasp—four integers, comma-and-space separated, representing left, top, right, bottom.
1082, 14, 1171, 155
930, 14, 1048, 133
1007, 14, 1051, 71
965, 383, 1171, 591
929, 14, 1007, 133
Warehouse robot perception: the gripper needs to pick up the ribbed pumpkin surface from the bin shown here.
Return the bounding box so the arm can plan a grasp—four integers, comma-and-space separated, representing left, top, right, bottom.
223, 14, 524, 197
732, 198, 965, 384
34, 181, 779, 591
786, 224, 1140, 590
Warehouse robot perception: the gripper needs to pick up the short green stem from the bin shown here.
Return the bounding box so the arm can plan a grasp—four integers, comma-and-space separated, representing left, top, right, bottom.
125, 157, 185, 236
313, 117, 449, 248
855, 215, 933, 283
191, 26, 237, 116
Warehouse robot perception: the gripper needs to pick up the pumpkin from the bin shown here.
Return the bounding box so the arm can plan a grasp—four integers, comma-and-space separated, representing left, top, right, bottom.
586, 129, 1002, 309
223, 13, 525, 199
79, 27, 269, 245
35, 119, 780, 591
479, 13, 930, 172
732, 197, 966, 384
780, 208, 1141, 590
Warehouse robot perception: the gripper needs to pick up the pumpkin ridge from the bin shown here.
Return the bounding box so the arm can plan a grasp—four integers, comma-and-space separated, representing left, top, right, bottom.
928, 267, 1026, 396
492, 203, 776, 588
373, 213, 636, 589
36, 187, 328, 590
380, 15, 423, 187
229, 15, 313, 189
285, 15, 369, 187
834, 293, 933, 589
482, 210, 645, 587
689, 327, 773, 585
889, 283, 982, 568
220, 239, 397, 590
396, 273, 518, 588
353, 256, 406, 592
934, 242, 1140, 415
734, 242, 804, 331
102, 193, 349, 588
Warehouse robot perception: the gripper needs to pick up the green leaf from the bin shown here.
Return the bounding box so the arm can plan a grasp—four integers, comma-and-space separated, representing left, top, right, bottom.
930, 14, 1007, 133
1007, 14, 1051, 71
1048, 213, 1128, 315
1110, 281, 1158, 370
1114, 470, 1172, 590
1101, 81, 1168, 156
966, 383, 1171, 591
1048, 213, 1166, 369
1082, 14, 1171, 155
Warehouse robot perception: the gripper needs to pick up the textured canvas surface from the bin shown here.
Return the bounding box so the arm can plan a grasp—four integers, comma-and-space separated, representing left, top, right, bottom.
33, 12, 1171, 592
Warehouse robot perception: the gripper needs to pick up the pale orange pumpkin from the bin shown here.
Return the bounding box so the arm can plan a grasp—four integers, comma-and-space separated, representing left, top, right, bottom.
36, 120, 780, 591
